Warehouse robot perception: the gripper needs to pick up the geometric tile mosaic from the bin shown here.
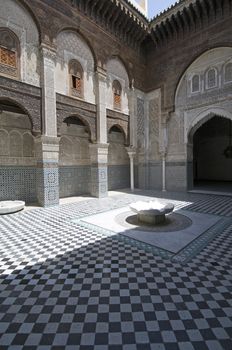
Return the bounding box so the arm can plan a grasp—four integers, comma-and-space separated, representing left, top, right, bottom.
0, 191, 232, 349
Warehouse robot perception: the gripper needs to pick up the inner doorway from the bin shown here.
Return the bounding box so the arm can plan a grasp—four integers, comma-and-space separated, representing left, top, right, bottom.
192, 115, 232, 194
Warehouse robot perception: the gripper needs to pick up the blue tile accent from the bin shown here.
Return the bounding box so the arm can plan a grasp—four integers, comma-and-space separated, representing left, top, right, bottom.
37, 166, 59, 207
0, 166, 37, 203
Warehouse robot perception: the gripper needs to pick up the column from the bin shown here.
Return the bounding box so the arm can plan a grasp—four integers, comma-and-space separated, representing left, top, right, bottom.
36, 44, 59, 206
160, 115, 168, 192
128, 87, 136, 147
95, 65, 107, 144
90, 143, 108, 198
90, 65, 109, 198
127, 148, 136, 191
35, 136, 60, 207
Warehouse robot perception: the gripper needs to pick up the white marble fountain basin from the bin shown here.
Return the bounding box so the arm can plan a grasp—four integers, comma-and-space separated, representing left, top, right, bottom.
130, 200, 174, 225
0, 201, 25, 215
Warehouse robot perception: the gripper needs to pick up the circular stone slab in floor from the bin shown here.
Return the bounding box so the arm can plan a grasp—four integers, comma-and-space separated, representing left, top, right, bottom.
115, 211, 192, 232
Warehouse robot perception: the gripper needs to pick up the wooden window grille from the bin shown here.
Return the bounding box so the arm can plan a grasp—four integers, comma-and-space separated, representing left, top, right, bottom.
0, 29, 19, 78
113, 80, 122, 110
69, 60, 83, 98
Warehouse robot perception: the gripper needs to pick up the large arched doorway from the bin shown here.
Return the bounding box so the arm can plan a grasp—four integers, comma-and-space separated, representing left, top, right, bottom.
190, 115, 232, 193
59, 116, 91, 198
108, 125, 130, 190
174, 47, 232, 193
0, 99, 36, 202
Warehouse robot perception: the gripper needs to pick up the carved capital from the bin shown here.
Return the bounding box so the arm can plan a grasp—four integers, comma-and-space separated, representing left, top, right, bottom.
40, 44, 57, 62
126, 146, 136, 159
95, 66, 107, 81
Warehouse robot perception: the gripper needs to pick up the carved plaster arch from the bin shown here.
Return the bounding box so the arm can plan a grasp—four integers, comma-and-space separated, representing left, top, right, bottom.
0, 97, 40, 135
187, 107, 232, 144
106, 57, 130, 88
175, 47, 232, 107
55, 27, 97, 70
108, 123, 128, 145
107, 55, 132, 87
15, 0, 41, 41
58, 113, 94, 142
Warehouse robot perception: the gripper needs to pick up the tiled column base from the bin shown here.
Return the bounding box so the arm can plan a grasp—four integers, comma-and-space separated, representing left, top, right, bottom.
36, 163, 59, 207
90, 143, 108, 198
35, 136, 60, 207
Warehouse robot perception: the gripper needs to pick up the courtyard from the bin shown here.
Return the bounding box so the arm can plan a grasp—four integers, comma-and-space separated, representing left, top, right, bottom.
0, 190, 232, 349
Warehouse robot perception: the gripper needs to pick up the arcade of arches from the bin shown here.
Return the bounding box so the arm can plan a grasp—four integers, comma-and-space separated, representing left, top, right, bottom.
0, 0, 232, 206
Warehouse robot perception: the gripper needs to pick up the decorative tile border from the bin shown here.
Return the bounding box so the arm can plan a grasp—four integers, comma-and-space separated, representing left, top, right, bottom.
172, 217, 232, 264
73, 214, 232, 264
73, 219, 173, 260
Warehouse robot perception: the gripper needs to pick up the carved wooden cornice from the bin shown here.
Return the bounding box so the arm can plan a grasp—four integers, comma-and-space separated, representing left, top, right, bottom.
149, 0, 232, 48
69, 0, 231, 49
70, 0, 149, 49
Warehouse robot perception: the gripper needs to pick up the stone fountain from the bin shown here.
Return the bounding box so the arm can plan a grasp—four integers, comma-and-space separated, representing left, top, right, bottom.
130, 200, 174, 225
0, 201, 25, 215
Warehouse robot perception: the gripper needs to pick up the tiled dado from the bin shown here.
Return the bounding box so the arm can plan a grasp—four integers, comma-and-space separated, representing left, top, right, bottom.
36, 162, 59, 207
91, 165, 108, 198
0, 166, 37, 202
108, 164, 130, 190
59, 166, 91, 198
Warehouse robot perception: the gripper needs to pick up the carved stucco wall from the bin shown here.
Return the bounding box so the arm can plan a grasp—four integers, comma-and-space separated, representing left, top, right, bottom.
137, 97, 145, 151
148, 96, 161, 161
0, 110, 36, 202
108, 131, 129, 166
55, 31, 95, 104
0, 111, 36, 166
59, 122, 91, 197
108, 130, 130, 190
106, 58, 129, 114
0, 0, 40, 86
59, 123, 90, 166
173, 47, 232, 161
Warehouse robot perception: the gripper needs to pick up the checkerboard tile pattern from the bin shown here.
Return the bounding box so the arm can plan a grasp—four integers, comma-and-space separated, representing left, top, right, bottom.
0, 191, 232, 349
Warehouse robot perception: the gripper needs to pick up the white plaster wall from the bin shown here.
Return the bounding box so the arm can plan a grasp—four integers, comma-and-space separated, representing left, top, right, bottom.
106, 59, 129, 114
0, 0, 40, 86
55, 31, 95, 104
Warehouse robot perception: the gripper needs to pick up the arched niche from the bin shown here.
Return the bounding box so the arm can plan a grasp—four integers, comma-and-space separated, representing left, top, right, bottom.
59, 115, 91, 198
0, 97, 36, 202
106, 58, 130, 114
55, 30, 95, 104
187, 110, 232, 190
0, 0, 40, 86
108, 125, 130, 190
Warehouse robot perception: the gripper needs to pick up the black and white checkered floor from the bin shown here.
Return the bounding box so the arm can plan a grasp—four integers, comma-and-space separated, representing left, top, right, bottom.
0, 191, 232, 350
